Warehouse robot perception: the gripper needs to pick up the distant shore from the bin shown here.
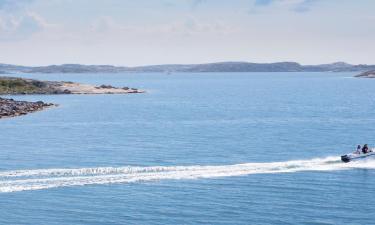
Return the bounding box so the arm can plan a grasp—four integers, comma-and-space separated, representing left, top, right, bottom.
355, 70, 375, 78
0, 76, 144, 119
1, 61, 375, 73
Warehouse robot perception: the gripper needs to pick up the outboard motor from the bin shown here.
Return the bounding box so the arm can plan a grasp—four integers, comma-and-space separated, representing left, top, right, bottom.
341, 155, 350, 163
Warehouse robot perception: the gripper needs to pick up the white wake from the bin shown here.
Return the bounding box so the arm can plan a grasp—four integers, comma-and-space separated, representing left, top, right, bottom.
1, 156, 374, 193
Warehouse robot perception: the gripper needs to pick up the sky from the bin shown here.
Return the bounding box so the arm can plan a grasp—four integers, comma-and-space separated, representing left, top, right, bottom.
0, 0, 374, 66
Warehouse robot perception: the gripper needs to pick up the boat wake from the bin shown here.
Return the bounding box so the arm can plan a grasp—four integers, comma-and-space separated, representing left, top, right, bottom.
1, 156, 375, 193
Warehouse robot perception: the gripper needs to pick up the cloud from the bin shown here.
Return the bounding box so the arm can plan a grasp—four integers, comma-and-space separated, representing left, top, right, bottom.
0, 12, 49, 41
190, 0, 206, 10
253, 0, 319, 12
293, 0, 318, 12
254, 0, 275, 6
162, 1, 177, 8
90, 17, 117, 33
0, 0, 34, 11
0, 0, 53, 41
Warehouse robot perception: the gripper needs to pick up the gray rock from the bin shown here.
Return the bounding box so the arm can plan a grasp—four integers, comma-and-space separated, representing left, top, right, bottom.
0, 98, 54, 119
355, 70, 375, 78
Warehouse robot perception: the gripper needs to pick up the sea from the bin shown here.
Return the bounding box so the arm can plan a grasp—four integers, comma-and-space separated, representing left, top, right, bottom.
0, 72, 374, 224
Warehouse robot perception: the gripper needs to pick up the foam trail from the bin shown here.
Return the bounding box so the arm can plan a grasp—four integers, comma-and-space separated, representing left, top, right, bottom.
1, 156, 375, 193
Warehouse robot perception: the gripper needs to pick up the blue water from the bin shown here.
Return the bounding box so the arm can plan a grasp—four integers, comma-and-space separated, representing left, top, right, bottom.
1, 72, 375, 224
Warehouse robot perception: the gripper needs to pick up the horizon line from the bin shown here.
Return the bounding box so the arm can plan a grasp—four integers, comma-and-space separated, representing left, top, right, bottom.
1, 61, 373, 68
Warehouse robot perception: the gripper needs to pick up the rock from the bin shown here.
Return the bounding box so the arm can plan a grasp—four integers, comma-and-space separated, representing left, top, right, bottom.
0, 98, 55, 119
355, 70, 375, 78
99, 84, 114, 89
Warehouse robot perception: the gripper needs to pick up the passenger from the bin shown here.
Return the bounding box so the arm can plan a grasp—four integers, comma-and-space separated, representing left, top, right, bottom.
362, 144, 369, 154
355, 145, 361, 154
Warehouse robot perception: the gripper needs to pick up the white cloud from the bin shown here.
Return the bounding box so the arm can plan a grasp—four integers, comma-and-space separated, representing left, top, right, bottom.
0, 0, 34, 10
190, 0, 206, 10
0, 13, 48, 40
253, 0, 319, 13
0, 0, 53, 41
87, 15, 236, 39
90, 16, 118, 33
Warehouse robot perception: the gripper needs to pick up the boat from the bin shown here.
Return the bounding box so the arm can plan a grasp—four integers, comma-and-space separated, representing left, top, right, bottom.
341, 149, 375, 163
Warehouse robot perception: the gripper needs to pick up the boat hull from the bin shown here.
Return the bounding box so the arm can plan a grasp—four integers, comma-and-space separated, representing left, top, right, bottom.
341, 151, 375, 163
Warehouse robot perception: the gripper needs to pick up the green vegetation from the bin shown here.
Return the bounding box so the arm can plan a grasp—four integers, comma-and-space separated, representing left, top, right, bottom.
0, 77, 50, 94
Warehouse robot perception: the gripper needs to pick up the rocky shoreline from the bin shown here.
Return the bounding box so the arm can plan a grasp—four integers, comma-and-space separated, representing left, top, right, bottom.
0, 76, 144, 119
355, 70, 375, 78
0, 97, 54, 119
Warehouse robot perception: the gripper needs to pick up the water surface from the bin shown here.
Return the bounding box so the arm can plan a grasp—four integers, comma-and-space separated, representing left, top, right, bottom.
1, 72, 374, 224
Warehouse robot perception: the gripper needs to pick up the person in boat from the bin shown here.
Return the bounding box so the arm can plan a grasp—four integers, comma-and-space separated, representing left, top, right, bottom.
355, 145, 361, 154
362, 144, 369, 154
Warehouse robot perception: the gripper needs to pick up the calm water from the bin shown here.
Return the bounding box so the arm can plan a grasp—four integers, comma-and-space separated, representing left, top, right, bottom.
1, 72, 375, 224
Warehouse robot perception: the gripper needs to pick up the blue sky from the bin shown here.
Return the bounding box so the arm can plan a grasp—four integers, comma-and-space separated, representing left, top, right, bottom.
0, 0, 374, 66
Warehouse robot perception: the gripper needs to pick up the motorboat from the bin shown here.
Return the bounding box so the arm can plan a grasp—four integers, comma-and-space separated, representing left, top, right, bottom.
341, 149, 375, 163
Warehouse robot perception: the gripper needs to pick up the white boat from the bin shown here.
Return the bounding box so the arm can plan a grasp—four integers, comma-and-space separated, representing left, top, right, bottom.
341, 149, 375, 163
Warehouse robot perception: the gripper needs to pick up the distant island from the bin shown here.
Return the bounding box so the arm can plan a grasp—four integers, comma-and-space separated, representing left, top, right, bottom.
355, 70, 375, 78
1, 61, 375, 73
0, 77, 144, 119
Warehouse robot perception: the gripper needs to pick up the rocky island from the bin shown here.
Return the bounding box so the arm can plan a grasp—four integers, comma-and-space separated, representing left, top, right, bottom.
0, 76, 144, 119
355, 70, 375, 78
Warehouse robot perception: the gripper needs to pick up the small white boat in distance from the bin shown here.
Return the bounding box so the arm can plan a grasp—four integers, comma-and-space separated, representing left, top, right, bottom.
341, 149, 375, 163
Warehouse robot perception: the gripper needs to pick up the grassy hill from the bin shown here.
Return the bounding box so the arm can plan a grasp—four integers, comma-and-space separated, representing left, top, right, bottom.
0, 77, 55, 94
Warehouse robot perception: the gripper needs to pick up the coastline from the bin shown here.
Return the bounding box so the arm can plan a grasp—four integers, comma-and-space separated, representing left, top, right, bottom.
355, 70, 375, 78
0, 76, 145, 95
0, 76, 144, 119
0, 97, 55, 119
56, 82, 145, 94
